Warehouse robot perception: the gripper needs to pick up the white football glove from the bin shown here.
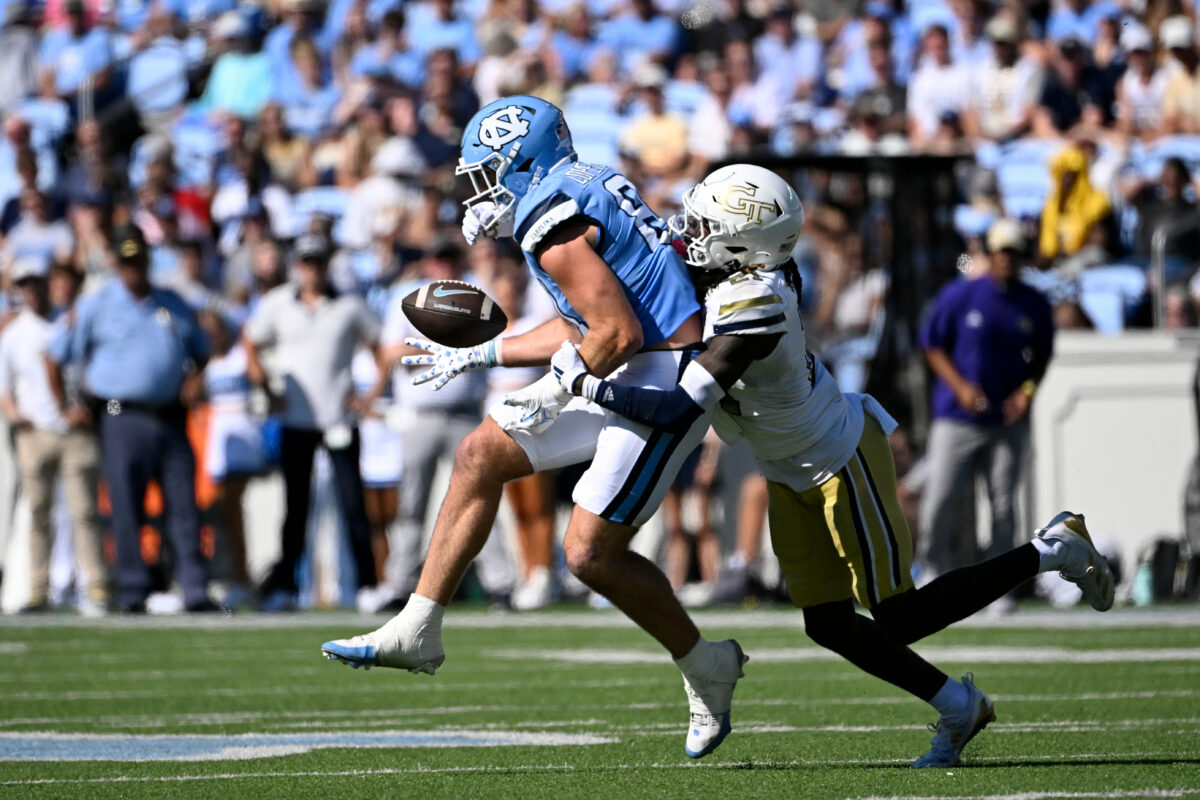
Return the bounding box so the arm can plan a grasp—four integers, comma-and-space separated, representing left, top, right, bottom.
550, 340, 589, 395
461, 201, 515, 246
401, 337, 498, 391
501, 373, 573, 433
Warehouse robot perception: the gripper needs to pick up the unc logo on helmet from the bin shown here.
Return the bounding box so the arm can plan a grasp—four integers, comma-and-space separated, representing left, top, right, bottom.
478, 105, 530, 150
720, 185, 782, 225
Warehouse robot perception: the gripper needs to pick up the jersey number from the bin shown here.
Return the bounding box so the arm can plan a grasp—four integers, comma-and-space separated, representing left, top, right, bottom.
603, 175, 666, 250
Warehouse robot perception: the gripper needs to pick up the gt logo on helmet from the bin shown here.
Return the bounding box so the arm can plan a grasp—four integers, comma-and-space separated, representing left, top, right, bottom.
478, 105, 530, 150
720, 184, 781, 225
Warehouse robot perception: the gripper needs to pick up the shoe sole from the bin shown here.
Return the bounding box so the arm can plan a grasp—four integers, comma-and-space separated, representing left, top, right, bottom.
321, 648, 444, 675
1042, 513, 1114, 612
684, 640, 749, 759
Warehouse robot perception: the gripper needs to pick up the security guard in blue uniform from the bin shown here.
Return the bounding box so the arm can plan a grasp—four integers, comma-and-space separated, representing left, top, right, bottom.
48, 224, 217, 613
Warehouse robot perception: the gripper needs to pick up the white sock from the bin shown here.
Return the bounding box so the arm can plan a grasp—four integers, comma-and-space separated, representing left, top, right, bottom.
403, 593, 445, 627
725, 552, 749, 573
929, 676, 969, 716
1030, 537, 1062, 572
675, 637, 721, 677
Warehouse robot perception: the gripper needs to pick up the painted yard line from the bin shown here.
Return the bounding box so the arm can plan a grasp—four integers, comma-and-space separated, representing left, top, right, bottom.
6, 689, 1199, 724
0, 730, 617, 762
856, 791, 1197, 800
2, 607, 1198, 631
1, 752, 1196, 787
486, 646, 1200, 666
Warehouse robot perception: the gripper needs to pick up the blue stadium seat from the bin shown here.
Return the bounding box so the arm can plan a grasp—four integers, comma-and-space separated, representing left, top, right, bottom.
1079, 264, 1147, 334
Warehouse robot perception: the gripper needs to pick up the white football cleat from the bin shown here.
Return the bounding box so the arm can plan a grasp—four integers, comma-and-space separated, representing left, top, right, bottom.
912, 673, 996, 768
321, 613, 445, 674
682, 639, 748, 758
1036, 511, 1114, 612
511, 566, 555, 611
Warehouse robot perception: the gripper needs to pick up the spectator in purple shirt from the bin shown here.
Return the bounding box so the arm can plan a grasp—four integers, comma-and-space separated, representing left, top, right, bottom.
917, 219, 1054, 590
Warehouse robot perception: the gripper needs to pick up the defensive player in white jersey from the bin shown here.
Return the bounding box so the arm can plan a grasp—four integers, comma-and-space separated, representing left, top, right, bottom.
322, 97, 747, 759
544, 164, 1116, 768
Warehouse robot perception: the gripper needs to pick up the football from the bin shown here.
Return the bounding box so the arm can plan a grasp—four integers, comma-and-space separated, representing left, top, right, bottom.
401, 280, 508, 348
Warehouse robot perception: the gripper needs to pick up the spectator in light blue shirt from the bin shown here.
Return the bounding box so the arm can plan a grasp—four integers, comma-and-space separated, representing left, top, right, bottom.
597, 0, 680, 75
550, 4, 598, 82
1045, 0, 1122, 43
348, 10, 423, 89
39, 0, 114, 98
127, 10, 191, 123
263, 0, 333, 91
406, 0, 481, 66
274, 36, 340, 139
195, 11, 273, 119
754, 5, 822, 102
47, 223, 214, 613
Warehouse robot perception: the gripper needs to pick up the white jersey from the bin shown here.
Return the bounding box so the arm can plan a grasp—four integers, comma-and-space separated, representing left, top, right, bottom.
702, 267, 889, 493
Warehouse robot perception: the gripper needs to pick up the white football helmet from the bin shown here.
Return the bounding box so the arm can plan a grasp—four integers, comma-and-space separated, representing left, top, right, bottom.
670, 164, 805, 271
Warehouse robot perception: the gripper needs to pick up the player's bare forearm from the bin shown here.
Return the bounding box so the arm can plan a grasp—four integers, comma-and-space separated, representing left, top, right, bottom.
538, 220, 643, 377
493, 317, 581, 367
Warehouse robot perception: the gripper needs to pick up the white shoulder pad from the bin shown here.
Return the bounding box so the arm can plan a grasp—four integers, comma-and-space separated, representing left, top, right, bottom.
706, 273, 787, 337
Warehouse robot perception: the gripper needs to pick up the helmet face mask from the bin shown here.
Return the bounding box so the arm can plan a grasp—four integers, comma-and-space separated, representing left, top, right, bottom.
456, 146, 520, 233
671, 164, 805, 272
458, 97, 577, 237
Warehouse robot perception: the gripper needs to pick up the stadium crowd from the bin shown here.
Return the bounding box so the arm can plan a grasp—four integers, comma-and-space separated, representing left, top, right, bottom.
0, 0, 1199, 613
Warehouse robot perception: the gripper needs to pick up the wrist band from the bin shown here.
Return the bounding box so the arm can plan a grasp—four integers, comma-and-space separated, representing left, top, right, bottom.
484, 340, 503, 367
580, 374, 603, 402
1020, 380, 1037, 398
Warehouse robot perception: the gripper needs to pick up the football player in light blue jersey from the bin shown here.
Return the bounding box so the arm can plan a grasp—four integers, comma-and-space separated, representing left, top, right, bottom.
323, 96, 748, 760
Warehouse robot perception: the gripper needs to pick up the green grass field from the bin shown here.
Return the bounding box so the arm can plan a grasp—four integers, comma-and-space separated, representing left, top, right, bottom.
2, 606, 1199, 799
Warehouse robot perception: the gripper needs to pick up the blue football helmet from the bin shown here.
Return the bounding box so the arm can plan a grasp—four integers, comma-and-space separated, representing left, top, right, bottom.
457, 95, 577, 236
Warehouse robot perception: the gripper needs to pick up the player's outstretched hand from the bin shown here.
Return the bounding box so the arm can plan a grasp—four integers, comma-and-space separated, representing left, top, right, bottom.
551, 341, 589, 395
401, 337, 497, 391
461, 201, 514, 245
501, 374, 573, 433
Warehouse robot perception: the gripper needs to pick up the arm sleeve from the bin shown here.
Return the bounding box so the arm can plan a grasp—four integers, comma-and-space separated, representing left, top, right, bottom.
587, 360, 723, 433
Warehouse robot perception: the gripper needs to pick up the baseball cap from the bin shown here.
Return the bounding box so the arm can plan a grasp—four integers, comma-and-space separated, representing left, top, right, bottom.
986, 218, 1024, 252
11, 254, 49, 283
294, 232, 332, 262
1160, 15, 1195, 50
212, 10, 249, 40
985, 16, 1020, 43
632, 62, 669, 90
1120, 22, 1153, 52
370, 136, 427, 177
111, 223, 148, 263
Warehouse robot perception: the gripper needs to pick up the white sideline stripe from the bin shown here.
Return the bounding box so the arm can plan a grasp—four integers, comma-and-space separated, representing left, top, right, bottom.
2, 607, 1198, 630
1, 753, 1196, 787
858, 792, 1197, 800
4, 690, 1198, 726
0, 643, 27, 654
485, 646, 1200, 666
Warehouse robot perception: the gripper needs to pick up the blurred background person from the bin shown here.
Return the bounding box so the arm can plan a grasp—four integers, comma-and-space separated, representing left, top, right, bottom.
0, 257, 105, 615
243, 232, 385, 612
198, 311, 266, 610
918, 220, 1055, 603
47, 224, 215, 614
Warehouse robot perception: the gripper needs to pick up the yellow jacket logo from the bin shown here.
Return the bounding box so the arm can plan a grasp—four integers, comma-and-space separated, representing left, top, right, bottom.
721, 185, 781, 225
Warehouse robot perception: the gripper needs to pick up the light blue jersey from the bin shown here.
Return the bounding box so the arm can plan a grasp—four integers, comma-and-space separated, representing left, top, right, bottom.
512, 161, 699, 347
